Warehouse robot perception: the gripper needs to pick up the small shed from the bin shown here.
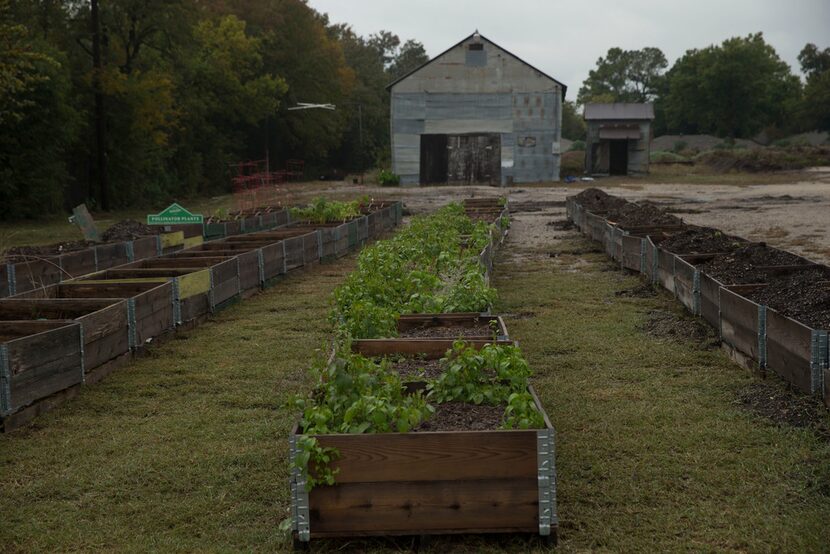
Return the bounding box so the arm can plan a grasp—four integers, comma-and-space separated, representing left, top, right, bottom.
387, 32, 567, 186
584, 103, 654, 175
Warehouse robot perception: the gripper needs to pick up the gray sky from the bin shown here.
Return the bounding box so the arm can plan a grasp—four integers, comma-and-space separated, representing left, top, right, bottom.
307, 0, 829, 99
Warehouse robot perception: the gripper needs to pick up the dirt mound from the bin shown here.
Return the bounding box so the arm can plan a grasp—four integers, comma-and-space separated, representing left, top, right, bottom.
698, 145, 830, 173
697, 244, 811, 284
606, 201, 682, 229
744, 268, 830, 329
414, 402, 505, 432
573, 188, 629, 212
658, 227, 746, 255
737, 382, 830, 441
101, 220, 160, 241
639, 309, 719, 349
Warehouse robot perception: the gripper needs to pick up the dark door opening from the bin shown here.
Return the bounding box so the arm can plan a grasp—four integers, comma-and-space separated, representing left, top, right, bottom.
447, 134, 501, 185
609, 140, 629, 175
420, 135, 449, 184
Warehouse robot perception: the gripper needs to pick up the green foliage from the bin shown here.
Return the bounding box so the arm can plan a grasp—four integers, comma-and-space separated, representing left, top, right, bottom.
562, 100, 586, 141
293, 435, 339, 490
290, 197, 360, 224
428, 342, 533, 405
331, 204, 496, 338
569, 140, 586, 151
650, 151, 688, 163
378, 169, 400, 186
503, 391, 546, 429
578, 46, 668, 105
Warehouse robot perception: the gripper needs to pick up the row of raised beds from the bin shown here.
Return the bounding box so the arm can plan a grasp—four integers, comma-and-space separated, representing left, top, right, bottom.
566, 188, 829, 407
288, 197, 559, 548
0, 199, 402, 431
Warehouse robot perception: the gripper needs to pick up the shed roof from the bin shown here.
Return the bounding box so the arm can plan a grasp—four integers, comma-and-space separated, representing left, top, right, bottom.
386, 32, 567, 99
584, 103, 654, 120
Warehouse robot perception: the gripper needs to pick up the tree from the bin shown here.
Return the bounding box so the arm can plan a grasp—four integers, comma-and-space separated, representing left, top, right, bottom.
578, 47, 667, 105
388, 39, 428, 81
561, 100, 586, 141
663, 33, 800, 137
798, 43, 830, 131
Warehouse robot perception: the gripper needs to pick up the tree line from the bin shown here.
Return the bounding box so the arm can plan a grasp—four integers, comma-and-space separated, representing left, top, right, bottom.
564, 33, 830, 143
0, 0, 428, 218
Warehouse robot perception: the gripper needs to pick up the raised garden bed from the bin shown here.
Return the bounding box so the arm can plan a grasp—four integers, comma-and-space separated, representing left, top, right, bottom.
396, 313, 508, 340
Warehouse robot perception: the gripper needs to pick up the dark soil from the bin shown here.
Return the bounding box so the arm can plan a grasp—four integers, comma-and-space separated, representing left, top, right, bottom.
509, 200, 566, 212
391, 358, 445, 380
743, 268, 830, 329
100, 219, 160, 241
605, 201, 682, 229
639, 309, 720, 349
696, 243, 811, 284
737, 382, 830, 442
399, 323, 497, 339
616, 282, 658, 298
548, 219, 575, 231
658, 227, 746, 255
573, 188, 629, 212
5, 240, 95, 257
414, 401, 505, 432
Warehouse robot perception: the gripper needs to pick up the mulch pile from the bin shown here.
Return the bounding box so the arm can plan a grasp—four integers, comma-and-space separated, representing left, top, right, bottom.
100, 219, 160, 241
606, 201, 682, 229
414, 401, 505, 432
658, 227, 746, 255
399, 323, 496, 339
697, 243, 811, 284
744, 268, 830, 329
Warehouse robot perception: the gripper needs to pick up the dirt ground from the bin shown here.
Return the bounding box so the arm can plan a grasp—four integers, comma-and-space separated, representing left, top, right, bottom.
299, 167, 830, 264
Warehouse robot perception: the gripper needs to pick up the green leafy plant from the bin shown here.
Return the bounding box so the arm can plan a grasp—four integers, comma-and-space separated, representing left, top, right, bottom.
378, 169, 400, 186
503, 391, 546, 429
290, 197, 360, 224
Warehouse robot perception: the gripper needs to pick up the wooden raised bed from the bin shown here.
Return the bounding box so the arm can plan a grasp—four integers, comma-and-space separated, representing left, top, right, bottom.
396, 313, 508, 340
352, 338, 515, 359
1, 321, 84, 422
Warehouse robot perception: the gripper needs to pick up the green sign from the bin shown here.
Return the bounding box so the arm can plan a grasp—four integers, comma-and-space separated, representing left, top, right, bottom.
147, 203, 203, 225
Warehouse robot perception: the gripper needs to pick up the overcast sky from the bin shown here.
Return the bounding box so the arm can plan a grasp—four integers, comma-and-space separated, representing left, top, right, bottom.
307, 0, 829, 98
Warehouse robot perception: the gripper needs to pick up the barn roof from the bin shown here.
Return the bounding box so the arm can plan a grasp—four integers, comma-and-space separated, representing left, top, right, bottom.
386, 32, 567, 98
584, 103, 655, 120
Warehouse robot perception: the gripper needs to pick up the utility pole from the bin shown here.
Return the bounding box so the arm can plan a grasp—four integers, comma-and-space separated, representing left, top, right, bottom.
91, 0, 109, 210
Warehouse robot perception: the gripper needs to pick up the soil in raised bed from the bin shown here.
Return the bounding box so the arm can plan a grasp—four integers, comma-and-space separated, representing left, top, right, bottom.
399, 323, 497, 339
743, 268, 830, 329
414, 401, 505, 432
574, 188, 629, 212
658, 227, 746, 255
5, 240, 95, 257
696, 243, 811, 284
100, 219, 160, 241
389, 357, 445, 380
606, 201, 682, 228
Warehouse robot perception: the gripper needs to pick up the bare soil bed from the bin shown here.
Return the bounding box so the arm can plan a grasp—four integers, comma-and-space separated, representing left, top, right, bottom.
574, 187, 629, 212
606, 201, 682, 228
744, 268, 830, 329
3, 219, 160, 259
390, 357, 444, 380
399, 323, 496, 339
658, 227, 746, 254
413, 401, 505, 432
697, 243, 811, 284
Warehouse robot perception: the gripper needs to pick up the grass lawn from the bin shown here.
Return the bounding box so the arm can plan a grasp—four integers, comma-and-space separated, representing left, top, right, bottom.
0, 218, 828, 552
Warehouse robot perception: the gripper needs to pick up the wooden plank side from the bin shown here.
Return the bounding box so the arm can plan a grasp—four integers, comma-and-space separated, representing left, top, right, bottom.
59, 250, 97, 279
132, 236, 160, 260
11, 259, 62, 294
284, 237, 305, 270
261, 243, 286, 280
352, 339, 515, 360
95, 242, 132, 270
699, 272, 723, 330
237, 250, 261, 291
314, 430, 537, 483
160, 231, 185, 249
765, 309, 814, 394
309, 478, 538, 535
620, 235, 642, 272
179, 293, 210, 323
719, 288, 761, 361
657, 249, 677, 294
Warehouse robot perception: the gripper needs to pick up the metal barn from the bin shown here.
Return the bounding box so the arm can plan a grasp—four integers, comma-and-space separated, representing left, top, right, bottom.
387, 32, 567, 186
584, 103, 655, 176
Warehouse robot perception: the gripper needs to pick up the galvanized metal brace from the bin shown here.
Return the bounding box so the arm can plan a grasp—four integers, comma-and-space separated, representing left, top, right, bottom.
536, 429, 557, 536
810, 330, 828, 395
651, 243, 659, 284
155, 235, 163, 256
171, 279, 182, 326
282, 241, 287, 274
236, 258, 242, 295
758, 305, 767, 370
78, 324, 86, 384
692, 270, 701, 316
0, 344, 12, 416
288, 435, 311, 542
93, 247, 99, 272
127, 298, 137, 350
7, 263, 16, 296
208, 270, 216, 312
257, 249, 265, 286
317, 230, 323, 260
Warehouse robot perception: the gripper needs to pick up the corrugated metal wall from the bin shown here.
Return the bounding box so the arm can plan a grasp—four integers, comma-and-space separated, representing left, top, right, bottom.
390, 37, 563, 186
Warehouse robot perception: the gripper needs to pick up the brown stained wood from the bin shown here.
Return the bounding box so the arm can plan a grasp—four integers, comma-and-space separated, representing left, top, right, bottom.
699, 272, 725, 330
59, 250, 97, 278
212, 280, 239, 306
197, 242, 264, 252
644, 237, 657, 282
88, 268, 194, 279
657, 249, 677, 293
765, 309, 814, 394
137, 258, 231, 269
169, 250, 243, 258
132, 237, 160, 260
674, 258, 697, 314
179, 294, 210, 323
719, 287, 761, 359
82, 327, 130, 372
0, 321, 76, 341
0, 298, 119, 320
1, 383, 82, 433
236, 251, 261, 291
77, 301, 128, 342
261, 243, 285, 279
0, 264, 9, 298
309, 478, 538, 535
6, 324, 82, 391
133, 284, 173, 320
621, 235, 643, 272
10, 259, 62, 294
313, 430, 537, 483
352, 338, 515, 359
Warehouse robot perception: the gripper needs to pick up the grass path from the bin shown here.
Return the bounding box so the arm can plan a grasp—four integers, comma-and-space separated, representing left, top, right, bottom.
495, 229, 830, 552
0, 260, 355, 552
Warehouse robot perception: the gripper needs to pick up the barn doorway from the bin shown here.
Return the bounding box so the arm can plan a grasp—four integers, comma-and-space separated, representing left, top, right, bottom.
608, 140, 629, 175
420, 133, 501, 185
